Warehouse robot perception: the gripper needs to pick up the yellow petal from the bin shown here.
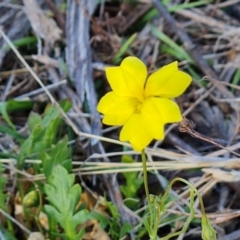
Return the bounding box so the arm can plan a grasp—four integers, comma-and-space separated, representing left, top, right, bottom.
141, 97, 182, 124
97, 92, 138, 125
120, 113, 153, 151
106, 67, 133, 97
142, 113, 165, 140
121, 56, 147, 101
106, 57, 147, 101
145, 61, 192, 98
145, 62, 178, 97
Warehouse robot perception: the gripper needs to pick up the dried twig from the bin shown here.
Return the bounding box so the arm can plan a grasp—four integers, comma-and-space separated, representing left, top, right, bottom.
178, 118, 240, 158
66, 0, 101, 137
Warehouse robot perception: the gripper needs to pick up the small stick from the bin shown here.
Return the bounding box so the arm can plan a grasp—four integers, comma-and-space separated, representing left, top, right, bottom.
178, 118, 240, 158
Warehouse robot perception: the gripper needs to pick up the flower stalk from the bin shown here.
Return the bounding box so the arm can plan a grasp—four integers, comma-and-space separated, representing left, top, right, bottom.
141, 149, 153, 229
97, 56, 193, 239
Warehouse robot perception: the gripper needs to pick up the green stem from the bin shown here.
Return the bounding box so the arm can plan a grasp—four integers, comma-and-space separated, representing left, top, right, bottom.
160, 177, 206, 215
158, 177, 207, 238
17, 176, 31, 229
141, 150, 153, 231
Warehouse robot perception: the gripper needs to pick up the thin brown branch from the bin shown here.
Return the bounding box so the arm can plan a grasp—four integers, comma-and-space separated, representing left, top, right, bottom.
179, 118, 240, 158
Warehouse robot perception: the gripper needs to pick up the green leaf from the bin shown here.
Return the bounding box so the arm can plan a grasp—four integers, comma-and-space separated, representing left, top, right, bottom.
76, 228, 85, 240
90, 211, 110, 229
18, 100, 72, 167
18, 124, 45, 164
27, 112, 42, 133
41, 136, 72, 180
0, 100, 33, 112
0, 100, 33, 129
0, 162, 7, 210
44, 205, 63, 227
187, 66, 203, 84
102, 199, 129, 240
113, 33, 137, 64
59, 59, 70, 81
231, 69, 240, 93
104, 200, 120, 220
0, 124, 25, 140
160, 44, 186, 61
45, 169, 76, 214
0, 102, 15, 129
41, 100, 72, 146
59, 99, 72, 112
120, 222, 132, 237
168, 1, 210, 12
120, 155, 143, 209
0, 152, 16, 158
71, 209, 89, 226
150, 25, 193, 63
41, 105, 61, 128
44, 165, 89, 239
4, 36, 37, 50
18, 136, 35, 166
40, 152, 52, 179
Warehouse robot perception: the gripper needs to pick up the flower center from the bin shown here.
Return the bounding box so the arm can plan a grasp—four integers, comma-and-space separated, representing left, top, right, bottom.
135, 101, 142, 113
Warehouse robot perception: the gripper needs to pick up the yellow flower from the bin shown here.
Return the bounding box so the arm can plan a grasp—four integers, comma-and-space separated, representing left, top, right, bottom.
97, 57, 192, 151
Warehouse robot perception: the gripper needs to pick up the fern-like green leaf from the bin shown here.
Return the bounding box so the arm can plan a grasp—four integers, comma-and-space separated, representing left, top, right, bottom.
44, 165, 89, 240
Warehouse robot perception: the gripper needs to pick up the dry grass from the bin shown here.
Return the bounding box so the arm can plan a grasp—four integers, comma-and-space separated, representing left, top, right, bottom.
1, 0, 240, 239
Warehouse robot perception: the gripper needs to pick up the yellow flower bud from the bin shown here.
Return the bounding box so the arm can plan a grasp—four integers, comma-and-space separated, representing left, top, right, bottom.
23, 190, 39, 208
